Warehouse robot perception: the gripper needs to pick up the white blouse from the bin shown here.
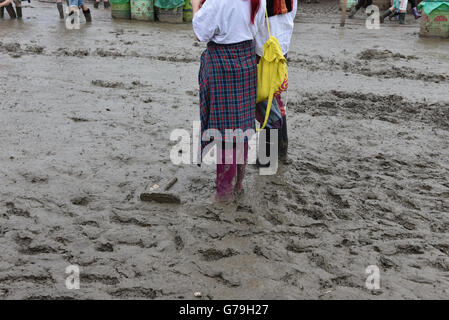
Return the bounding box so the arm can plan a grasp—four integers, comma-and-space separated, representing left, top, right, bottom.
255, 0, 298, 56
192, 0, 267, 44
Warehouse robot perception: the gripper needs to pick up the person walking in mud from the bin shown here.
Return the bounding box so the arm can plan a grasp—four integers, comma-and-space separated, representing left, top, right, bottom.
380, 0, 408, 24
67, 0, 92, 23
348, 0, 372, 18
254, 0, 297, 166
192, 0, 266, 202
0, 0, 23, 19
94, 0, 110, 9
56, 0, 68, 19
388, 0, 421, 21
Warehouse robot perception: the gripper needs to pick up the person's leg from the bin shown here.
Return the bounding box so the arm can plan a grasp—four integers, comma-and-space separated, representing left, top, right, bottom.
235, 141, 248, 195
56, 0, 64, 19
349, 0, 364, 18
104, 0, 110, 8
1, 6, 4, 18
80, 1, 91, 22
380, 7, 394, 23
398, 11, 406, 24
215, 142, 237, 202
13, 0, 21, 18
94, 0, 99, 9
5, 3, 16, 18
409, 0, 421, 19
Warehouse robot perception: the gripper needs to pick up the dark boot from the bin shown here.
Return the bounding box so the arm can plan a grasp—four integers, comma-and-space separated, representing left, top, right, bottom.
380, 9, 393, 23
57, 2, 64, 19
412, 7, 421, 19
15, 6, 22, 18
5, 4, 16, 19
389, 11, 399, 20
348, 7, 358, 18
104, 1, 110, 8
1, 7, 4, 18
94, 1, 99, 9
399, 12, 406, 24
82, 8, 92, 22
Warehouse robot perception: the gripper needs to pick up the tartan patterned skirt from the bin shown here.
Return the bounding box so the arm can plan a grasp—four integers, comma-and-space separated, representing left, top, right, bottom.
198, 40, 257, 159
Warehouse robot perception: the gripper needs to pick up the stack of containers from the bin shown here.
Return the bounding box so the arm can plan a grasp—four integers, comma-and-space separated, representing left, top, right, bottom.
131, 0, 155, 21
418, 1, 449, 37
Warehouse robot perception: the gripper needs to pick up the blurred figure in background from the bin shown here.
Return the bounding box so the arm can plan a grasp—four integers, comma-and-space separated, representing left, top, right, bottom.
94, 0, 110, 9
0, 0, 22, 19
348, 0, 373, 18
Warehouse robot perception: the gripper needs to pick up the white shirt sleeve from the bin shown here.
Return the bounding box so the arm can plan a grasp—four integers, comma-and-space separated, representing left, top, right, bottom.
192, 0, 220, 43
255, 6, 268, 57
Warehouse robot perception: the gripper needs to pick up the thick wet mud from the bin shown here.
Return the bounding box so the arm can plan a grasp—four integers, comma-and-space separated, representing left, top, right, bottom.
0, 1, 448, 299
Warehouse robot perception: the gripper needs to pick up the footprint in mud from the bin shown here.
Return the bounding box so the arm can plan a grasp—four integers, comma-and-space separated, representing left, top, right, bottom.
202, 271, 241, 288
81, 274, 120, 286
70, 196, 92, 207
6, 202, 31, 218
198, 248, 239, 261
395, 243, 425, 255
109, 288, 161, 299
174, 235, 184, 251
326, 187, 350, 209
91, 80, 125, 89
19, 171, 49, 184
14, 233, 58, 255
95, 242, 114, 253
302, 208, 326, 221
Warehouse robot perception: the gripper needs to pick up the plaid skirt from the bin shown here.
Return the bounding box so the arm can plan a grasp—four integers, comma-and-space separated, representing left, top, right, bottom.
199, 40, 257, 159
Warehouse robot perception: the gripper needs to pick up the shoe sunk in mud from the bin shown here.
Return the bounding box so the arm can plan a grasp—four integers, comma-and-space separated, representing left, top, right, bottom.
5, 4, 16, 19
104, 1, 110, 8
57, 2, 64, 19
399, 13, 406, 24
83, 8, 92, 22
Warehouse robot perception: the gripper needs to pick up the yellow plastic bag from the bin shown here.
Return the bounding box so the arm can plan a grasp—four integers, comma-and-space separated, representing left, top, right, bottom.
256, 8, 288, 131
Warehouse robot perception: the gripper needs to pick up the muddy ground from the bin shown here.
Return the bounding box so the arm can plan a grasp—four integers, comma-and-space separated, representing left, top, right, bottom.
0, 1, 448, 300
